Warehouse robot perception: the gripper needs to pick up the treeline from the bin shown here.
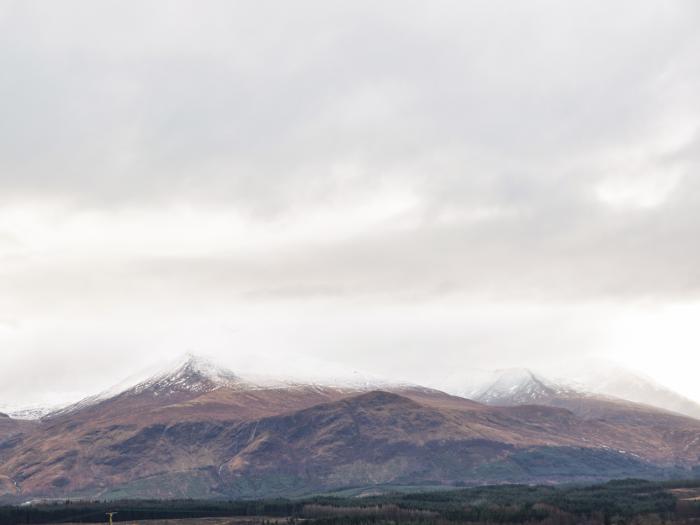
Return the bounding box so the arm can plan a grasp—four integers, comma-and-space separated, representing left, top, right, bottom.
0, 499, 303, 524
301, 480, 681, 525
304, 479, 683, 523
1, 478, 699, 525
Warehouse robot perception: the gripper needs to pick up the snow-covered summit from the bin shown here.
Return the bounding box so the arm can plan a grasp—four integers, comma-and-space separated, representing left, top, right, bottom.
129, 353, 244, 395
468, 368, 581, 406
47, 353, 245, 417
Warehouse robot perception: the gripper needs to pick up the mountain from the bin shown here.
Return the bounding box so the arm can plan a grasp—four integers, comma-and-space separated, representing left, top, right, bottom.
464, 368, 616, 419
46, 354, 436, 424
2, 356, 700, 501
468, 368, 581, 405
48, 354, 254, 420
563, 361, 700, 420
0, 355, 463, 498
460, 366, 700, 421
215, 391, 700, 498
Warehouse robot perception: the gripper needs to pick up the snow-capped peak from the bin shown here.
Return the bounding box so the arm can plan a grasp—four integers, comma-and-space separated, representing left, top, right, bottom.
106, 352, 248, 398
140, 353, 240, 390
470, 368, 578, 405
46, 353, 247, 418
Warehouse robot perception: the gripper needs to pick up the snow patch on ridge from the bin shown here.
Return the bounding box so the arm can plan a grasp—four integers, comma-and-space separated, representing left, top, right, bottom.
0, 402, 71, 421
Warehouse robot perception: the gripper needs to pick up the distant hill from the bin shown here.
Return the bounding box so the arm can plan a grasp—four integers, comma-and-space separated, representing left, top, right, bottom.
564, 361, 700, 420
456, 364, 700, 421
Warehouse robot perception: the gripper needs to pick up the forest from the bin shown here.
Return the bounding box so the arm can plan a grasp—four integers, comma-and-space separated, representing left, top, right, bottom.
2, 479, 700, 524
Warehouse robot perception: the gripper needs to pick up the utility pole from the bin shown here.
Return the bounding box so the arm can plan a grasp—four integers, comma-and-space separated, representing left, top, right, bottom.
106, 512, 118, 525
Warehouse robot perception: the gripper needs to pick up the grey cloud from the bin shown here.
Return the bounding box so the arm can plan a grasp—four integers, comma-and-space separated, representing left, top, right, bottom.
1, 1, 698, 214
2, 1, 700, 405
2, 186, 698, 307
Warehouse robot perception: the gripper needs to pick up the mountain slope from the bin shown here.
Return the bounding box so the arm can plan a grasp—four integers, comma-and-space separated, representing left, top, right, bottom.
0, 412, 37, 442
0, 413, 38, 498
4, 387, 700, 499
216, 391, 699, 497
3, 357, 700, 500
565, 362, 700, 420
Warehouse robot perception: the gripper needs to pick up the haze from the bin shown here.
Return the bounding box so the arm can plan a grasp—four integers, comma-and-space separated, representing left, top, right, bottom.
1, 1, 700, 408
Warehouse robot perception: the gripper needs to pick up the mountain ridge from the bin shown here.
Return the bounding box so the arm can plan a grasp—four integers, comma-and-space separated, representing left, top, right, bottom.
3, 355, 700, 501
6, 356, 700, 422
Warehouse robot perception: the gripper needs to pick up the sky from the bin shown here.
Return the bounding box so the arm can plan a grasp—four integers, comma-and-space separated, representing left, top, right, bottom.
1, 0, 700, 407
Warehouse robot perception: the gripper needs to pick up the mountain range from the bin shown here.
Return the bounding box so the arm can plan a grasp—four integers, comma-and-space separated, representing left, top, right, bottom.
1, 355, 699, 502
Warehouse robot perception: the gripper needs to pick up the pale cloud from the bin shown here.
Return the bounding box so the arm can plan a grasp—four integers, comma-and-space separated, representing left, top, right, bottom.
1, 0, 700, 405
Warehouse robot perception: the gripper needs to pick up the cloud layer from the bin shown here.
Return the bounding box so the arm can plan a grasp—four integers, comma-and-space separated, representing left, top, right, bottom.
1, 1, 700, 404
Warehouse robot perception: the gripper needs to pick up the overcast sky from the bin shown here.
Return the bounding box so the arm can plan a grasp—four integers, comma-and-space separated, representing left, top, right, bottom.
2, 0, 700, 407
